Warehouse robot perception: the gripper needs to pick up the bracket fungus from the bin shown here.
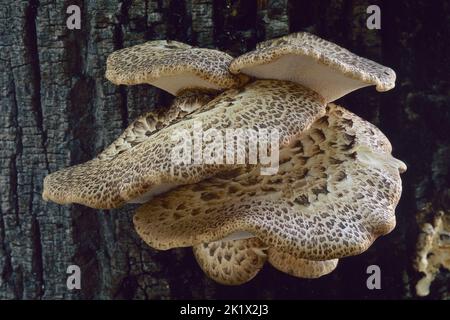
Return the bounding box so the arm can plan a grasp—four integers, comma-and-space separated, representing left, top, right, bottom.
193, 238, 268, 285
192, 237, 337, 285
267, 248, 338, 279
43, 33, 406, 285
229, 32, 396, 103
43, 80, 326, 209
134, 105, 406, 260
106, 40, 249, 95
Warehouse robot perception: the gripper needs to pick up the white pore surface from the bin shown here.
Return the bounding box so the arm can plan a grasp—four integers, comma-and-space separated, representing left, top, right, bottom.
220, 231, 255, 242
151, 73, 221, 95
128, 183, 179, 204
242, 54, 370, 102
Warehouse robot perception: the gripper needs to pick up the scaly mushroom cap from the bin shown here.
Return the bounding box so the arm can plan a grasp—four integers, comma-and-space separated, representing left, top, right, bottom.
106, 40, 249, 95
193, 238, 267, 285
96, 89, 218, 161
43, 80, 326, 209
193, 237, 338, 285
267, 248, 338, 279
134, 104, 406, 260
42, 89, 216, 208
229, 32, 396, 102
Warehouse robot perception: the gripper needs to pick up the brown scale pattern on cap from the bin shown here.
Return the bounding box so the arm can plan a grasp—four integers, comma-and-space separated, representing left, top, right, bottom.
106, 40, 248, 94
193, 238, 267, 285
194, 237, 338, 284
134, 104, 406, 260
43, 80, 326, 209
97, 89, 218, 161
230, 32, 396, 93
267, 248, 338, 278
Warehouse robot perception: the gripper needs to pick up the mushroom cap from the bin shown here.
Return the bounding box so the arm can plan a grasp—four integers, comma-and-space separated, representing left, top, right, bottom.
43, 80, 326, 209
106, 40, 249, 95
267, 248, 338, 279
229, 32, 396, 102
133, 104, 406, 260
193, 237, 338, 284
193, 238, 267, 285
42, 89, 216, 208
96, 89, 218, 162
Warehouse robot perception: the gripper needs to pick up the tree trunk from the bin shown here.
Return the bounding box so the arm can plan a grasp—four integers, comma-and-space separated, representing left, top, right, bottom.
0, 0, 448, 299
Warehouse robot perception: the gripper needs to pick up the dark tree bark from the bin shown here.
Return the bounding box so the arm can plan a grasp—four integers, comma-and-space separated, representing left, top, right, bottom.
0, 0, 449, 299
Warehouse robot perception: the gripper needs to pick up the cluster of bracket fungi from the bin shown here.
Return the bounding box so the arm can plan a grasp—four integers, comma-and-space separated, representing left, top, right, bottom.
43, 32, 407, 285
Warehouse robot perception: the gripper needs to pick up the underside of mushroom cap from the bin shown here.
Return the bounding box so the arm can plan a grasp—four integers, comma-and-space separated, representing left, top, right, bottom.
193, 238, 267, 285
229, 32, 396, 103
106, 40, 249, 95
133, 104, 406, 260
43, 80, 326, 209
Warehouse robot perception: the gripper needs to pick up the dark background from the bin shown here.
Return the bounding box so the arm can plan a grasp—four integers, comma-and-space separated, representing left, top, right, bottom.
0, 0, 449, 299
